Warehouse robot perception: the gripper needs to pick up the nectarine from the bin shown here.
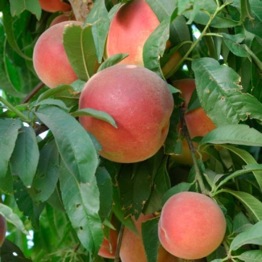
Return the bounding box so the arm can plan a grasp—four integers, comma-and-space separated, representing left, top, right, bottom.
106, 0, 159, 66
173, 79, 216, 138
33, 21, 80, 88
79, 64, 174, 163
39, 0, 71, 13
0, 215, 6, 247
158, 192, 226, 259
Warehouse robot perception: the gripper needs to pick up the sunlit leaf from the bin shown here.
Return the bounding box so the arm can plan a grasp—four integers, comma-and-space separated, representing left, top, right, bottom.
237, 250, 262, 262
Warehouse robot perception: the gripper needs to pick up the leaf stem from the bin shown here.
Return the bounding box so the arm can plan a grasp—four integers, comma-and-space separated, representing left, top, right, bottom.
173, 1, 231, 72
0, 97, 30, 123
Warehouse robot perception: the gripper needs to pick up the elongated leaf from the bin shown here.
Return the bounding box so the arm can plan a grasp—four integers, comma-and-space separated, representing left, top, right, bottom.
192, 58, 262, 125
230, 221, 262, 251
98, 53, 129, 71
220, 189, 262, 221
237, 250, 262, 262
59, 163, 103, 254
200, 124, 262, 147
219, 145, 262, 191
0, 203, 27, 234
64, 24, 99, 81
9, 0, 41, 20
85, 0, 110, 63
36, 105, 99, 184
0, 118, 21, 178
71, 108, 117, 128
32, 140, 60, 202
9, 125, 39, 187
143, 18, 170, 77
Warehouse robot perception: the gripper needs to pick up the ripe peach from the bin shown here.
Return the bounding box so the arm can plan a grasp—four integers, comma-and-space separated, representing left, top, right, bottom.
79, 64, 174, 163
33, 21, 80, 88
158, 192, 226, 260
173, 79, 216, 138
50, 13, 75, 26
39, 0, 71, 13
106, 0, 159, 66
0, 215, 6, 247
98, 228, 118, 259
120, 214, 153, 262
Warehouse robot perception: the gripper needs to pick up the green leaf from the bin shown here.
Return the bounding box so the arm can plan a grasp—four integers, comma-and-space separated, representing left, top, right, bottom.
192, 58, 262, 126
143, 18, 170, 77
249, 0, 262, 22
96, 167, 113, 221
0, 118, 21, 178
221, 33, 249, 58
9, 125, 39, 187
220, 189, 262, 221
142, 217, 160, 262
32, 140, 60, 202
35, 105, 99, 184
230, 220, 262, 251
218, 145, 262, 191
9, 0, 41, 20
71, 108, 117, 128
146, 0, 177, 20
200, 124, 262, 147
0, 203, 27, 234
63, 23, 99, 81
59, 162, 103, 254
237, 250, 262, 262
84, 0, 110, 63
97, 53, 129, 71
35, 98, 69, 111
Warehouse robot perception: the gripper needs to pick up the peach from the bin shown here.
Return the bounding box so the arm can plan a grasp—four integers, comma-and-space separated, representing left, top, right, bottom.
98, 228, 118, 259
50, 13, 75, 26
158, 192, 226, 259
0, 215, 6, 247
120, 214, 153, 262
79, 64, 174, 163
106, 0, 159, 66
33, 21, 80, 88
39, 0, 71, 13
173, 79, 216, 138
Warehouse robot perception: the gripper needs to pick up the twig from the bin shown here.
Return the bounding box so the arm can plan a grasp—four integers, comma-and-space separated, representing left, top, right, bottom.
22, 82, 45, 103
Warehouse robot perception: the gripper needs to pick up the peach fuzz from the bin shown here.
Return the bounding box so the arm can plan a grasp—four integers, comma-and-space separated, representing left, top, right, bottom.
39, 0, 71, 13
0, 215, 6, 247
158, 192, 226, 259
79, 64, 174, 163
173, 79, 216, 138
98, 228, 118, 259
106, 0, 159, 66
33, 21, 81, 88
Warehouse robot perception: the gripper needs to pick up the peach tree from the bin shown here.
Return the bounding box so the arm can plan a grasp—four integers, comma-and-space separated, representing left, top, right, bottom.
0, 0, 262, 261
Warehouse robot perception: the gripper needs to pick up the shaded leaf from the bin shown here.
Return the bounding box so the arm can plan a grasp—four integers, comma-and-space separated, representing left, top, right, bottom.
9, 125, 39, 187
230, 220, 262, 250
0, 118, 21, 178
237, 250, 262, 262
146, 0, 177, 20
0, 203, 27, 234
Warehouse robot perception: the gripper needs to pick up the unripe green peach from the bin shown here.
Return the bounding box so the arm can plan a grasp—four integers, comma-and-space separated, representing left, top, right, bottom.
158, 192, 226, 260
79, 64, 174, 163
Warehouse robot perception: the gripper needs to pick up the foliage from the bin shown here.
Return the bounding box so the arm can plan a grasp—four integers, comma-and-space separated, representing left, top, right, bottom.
0, 0, 262, 261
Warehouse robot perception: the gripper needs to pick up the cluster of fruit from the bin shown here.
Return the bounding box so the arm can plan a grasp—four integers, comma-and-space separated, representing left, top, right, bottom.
33, 0, 226, 261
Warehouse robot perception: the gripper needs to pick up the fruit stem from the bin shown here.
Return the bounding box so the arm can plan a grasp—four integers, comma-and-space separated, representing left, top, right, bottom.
114, 224, 124, 262
180, 108, 207, 194
0, 97, 31, 123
